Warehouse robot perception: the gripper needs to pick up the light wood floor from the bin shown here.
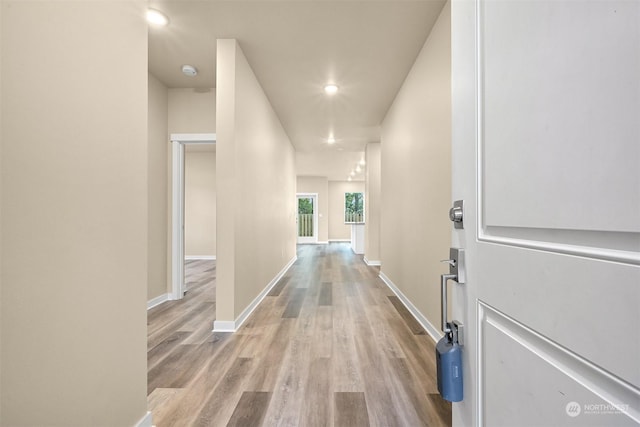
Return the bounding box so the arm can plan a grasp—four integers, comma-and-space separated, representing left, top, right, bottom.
147, 243, 451, 427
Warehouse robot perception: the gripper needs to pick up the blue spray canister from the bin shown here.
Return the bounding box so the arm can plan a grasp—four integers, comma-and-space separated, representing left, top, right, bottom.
436, 331, 463, 402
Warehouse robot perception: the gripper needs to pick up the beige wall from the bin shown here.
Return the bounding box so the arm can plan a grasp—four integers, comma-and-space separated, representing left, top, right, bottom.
296, 176, 329, 243
185, 150, 217, 257
328, 181, 366, 241
365, 143, 382, 263
168, 88, 216, 134
148, 73, 169, 301
0, 2, 3, 422
380, 2, 451, 334
1, 2, 148, 426
216, 39, 297, 324
0, 1, 4, 425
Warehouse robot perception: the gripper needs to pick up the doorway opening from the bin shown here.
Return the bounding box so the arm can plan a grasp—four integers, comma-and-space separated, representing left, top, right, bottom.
296, 193, 318, 244
170, 133, 216, 299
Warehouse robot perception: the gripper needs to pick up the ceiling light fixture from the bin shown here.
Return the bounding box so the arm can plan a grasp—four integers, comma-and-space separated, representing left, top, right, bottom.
350, 171, 355, 177
146, 9, 169, 26
327, 137, 336, 144
348, 176, 352, 182
359, 159, 366, 166
324, 84, 339, 95
182, 65, 198, 77
355, 165, 362, 173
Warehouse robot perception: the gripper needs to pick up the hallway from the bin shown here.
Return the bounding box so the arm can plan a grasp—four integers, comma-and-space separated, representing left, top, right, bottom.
147, 243, 451, 426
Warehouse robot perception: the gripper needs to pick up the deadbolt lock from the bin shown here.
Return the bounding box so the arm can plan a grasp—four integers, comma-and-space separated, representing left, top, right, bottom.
449, 200, 464, 229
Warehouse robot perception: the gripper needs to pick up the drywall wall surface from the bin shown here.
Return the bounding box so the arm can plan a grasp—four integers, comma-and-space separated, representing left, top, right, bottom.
380, 2, 451, 335
148, 72, 169, 301
0, 2, 3, 422
185, 150, 217, 257
365, 142, 381, 263
216, 39, 296, 324
168, 88, 216, 134
1, 1, 148, 425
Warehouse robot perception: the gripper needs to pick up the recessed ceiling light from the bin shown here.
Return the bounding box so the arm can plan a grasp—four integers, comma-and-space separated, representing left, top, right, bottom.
146, 9, 169, 26
327, 137, 336, 144
350, 171, 355, 176
324, 84, 339, 95
348, 176, 352, 182
355, 165, 362, 173
182, 65, 198, 77
359, 159, 366, 166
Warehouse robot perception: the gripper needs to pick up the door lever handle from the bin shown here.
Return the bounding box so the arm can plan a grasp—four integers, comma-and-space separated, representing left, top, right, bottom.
440, 248, 466, 335
441, 273, 458, 334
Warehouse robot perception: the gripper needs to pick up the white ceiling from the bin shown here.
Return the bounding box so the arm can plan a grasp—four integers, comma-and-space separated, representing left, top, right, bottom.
149, 0, 446, 181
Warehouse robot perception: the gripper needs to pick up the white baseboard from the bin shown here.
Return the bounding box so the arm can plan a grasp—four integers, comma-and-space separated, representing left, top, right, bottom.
134, 411, 153, 427
213, 255, 297, 333
185, 255, 216, 260
147, 293, 170, 310
211, 320, 235, 332
379, 271, 443, 343
363, 257, 381, 266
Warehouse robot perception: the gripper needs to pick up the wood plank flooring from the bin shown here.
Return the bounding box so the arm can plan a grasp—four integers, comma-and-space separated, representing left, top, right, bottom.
148, 244, 452, 427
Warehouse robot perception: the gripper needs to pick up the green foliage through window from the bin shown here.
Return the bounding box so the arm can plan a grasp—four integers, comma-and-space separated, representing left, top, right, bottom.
345, 192, 364, 223
298, 197, 313, 214
298, 197, 314, 237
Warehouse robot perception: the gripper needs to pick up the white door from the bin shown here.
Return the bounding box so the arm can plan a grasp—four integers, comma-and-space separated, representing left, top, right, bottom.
451, 1, 640, 426
297, 193, 318, 244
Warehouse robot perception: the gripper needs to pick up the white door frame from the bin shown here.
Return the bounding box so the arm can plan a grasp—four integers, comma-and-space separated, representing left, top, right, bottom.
296, 193, 318, 244
170, 133, 216, 300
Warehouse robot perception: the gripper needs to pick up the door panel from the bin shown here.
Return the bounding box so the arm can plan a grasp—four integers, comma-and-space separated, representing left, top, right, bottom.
297, 194, 318, 244
478, 247, 639, 387
481, 0, 640, 234
481, 303, 638, 427
452, 0, 640, 425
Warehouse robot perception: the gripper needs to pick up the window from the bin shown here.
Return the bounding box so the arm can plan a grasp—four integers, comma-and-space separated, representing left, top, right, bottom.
345, 192, 364, 223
